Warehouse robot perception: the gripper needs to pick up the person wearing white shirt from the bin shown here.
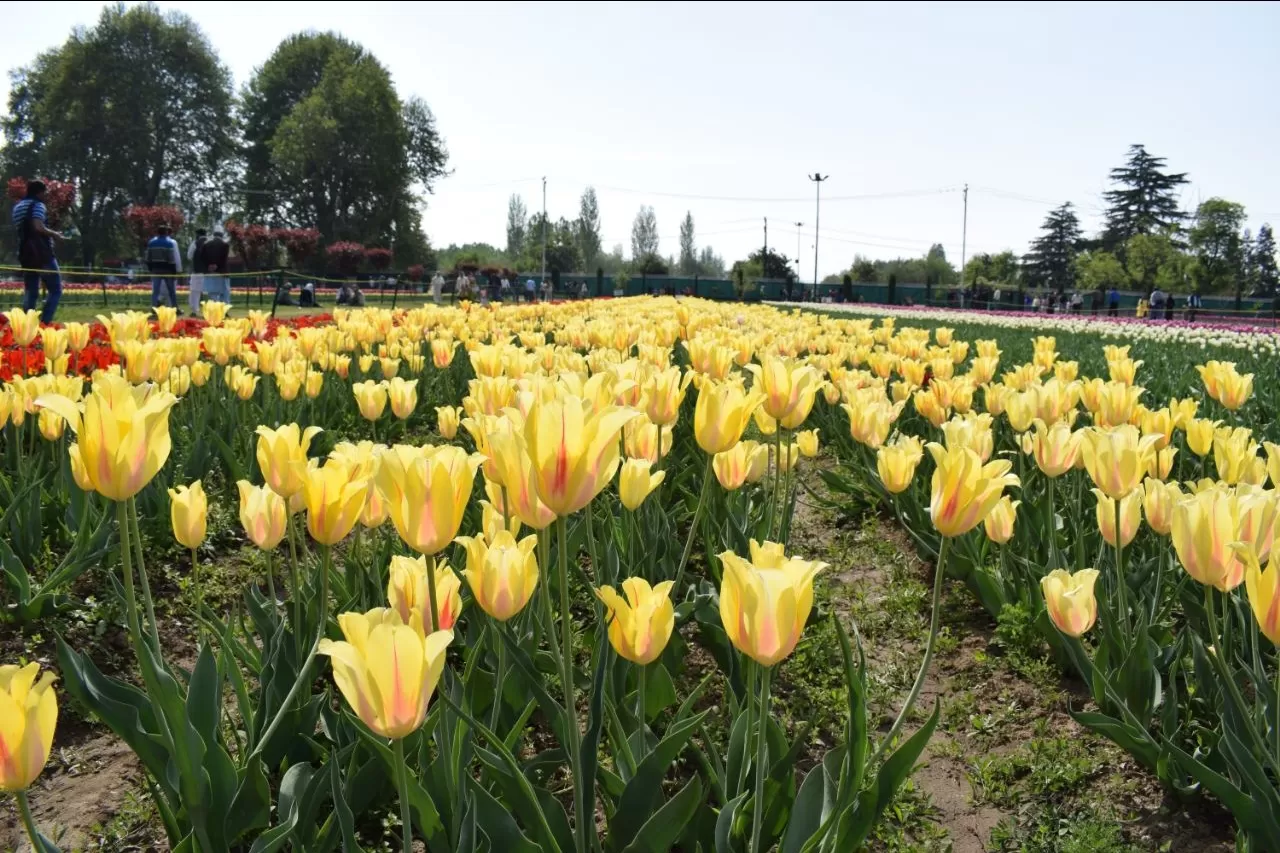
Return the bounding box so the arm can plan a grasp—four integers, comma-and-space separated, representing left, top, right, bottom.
430, 272, 444, 304
187, 229, 207, 316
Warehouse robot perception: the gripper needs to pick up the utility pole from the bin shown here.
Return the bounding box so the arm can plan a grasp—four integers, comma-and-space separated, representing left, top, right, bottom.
540, 176, 547, 290
808, 173, 828, 298
960, 183, 968, 288
763, 217, 768, 281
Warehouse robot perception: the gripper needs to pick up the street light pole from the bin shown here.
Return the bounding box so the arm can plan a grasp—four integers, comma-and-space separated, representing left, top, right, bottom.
541, 176, 547, 292
808, 173, 828, 299
794, 222, 803, 281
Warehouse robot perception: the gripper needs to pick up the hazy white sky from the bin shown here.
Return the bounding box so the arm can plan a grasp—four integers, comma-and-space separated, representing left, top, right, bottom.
7, 1, 1280, 278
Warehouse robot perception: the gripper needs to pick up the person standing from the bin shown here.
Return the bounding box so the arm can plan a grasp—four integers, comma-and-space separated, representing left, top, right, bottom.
1107, 286, 1120, 316
430, 271, 444, 304
146, 224, 182, 311
12, 180, 64, 323
187, 229, 207, 316
525, 278, 536, 303
500, 275, 512, 301
1187, 290, 1202, 323
199, 230, 231, 303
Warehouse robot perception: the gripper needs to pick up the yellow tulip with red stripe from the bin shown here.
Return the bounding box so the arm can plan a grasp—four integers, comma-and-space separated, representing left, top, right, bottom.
0, 661, 58, 792
523, 393, 638, 517
1040, 569, 1100, 638
301, 458, 370, 545
169, 481, 208, 550
925, 442, 1020, 538
319, 608, 452, 739
237, 480, 288, 550
376, 445, 484, 555
718, 540, 826, 667
387, 554, 463, 632
456, 530, 540, 622
595, 578, 676, 665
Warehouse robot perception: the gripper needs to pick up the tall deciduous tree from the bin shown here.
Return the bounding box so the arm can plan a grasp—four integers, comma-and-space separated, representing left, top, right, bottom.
2, 2, 234, 264
1188, 198, 1245, 296
1101, 144, 1189, 250
575, 187, 601, 268
697, 246, 725, 277
631, 205, 659, 264
506, 194, 528, 258
1023, 202, 1083, 292
1123, 232, 1184, 293
1255, 223, 1279, 294
678, 211, 697, 274
240, 32, 447, 257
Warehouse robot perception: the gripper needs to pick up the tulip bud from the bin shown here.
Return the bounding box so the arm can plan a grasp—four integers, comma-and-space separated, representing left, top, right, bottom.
169, 481, 208, 550
718, 540, 826, 667
456, 531, 540, 622
619, 458, 665, 510
595, 578, 676, 665
436, 405, 461, 440
1040, 568, 1100, 638
0, 661, 58, 791
984, 496, 1020, 544
237, 480, 288, 550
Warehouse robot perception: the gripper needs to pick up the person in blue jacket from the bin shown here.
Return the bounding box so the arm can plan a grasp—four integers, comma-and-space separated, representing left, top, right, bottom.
146, 224, 183, 312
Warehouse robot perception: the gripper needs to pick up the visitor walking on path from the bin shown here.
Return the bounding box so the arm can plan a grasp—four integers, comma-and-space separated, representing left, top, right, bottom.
187, 229, 207, 315
430, 271, 444, 304
11, 180, 64, 323
198, 230, 231, 304
146, 224, 182, 311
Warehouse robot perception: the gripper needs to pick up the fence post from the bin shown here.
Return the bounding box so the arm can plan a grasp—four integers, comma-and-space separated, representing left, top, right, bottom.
101, 272, 109, 308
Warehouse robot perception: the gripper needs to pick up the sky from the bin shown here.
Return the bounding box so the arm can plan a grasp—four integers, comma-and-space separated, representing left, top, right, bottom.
6, 1, 1280, 279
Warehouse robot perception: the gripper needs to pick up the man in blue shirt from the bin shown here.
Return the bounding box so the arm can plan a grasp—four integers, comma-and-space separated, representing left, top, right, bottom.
146, 224, 182, 311
11, 180, 65, 323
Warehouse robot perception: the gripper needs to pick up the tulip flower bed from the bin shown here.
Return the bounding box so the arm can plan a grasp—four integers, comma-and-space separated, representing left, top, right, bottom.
0, 295, 1269, 851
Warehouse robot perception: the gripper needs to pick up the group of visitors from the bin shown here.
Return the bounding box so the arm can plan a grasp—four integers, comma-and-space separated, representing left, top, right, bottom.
148, 225, 229, 317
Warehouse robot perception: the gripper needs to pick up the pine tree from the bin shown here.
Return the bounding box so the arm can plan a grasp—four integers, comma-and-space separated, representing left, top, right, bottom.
1241, 228, 1257, 294
678, 212, 697, 274
631, 206, 659, 261
1023, 202, 1083, 292
506, 194, 528, 258
1101, 144, 1189, 249
1256, 223, 1279, 294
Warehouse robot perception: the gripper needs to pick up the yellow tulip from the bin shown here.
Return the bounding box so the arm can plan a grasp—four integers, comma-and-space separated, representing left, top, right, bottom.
37, 408, 64, 441
436, 406, 461, 440
34, 374, 177, 502
595, 578, 676, 665
1003, 389, 1037, 433
480, 499, 522, 540
388, 554, 463, 632
375, 445, 483, 555
40, 327, 68, 364
1171, 484, 1247, 591
1146, 445, 1177, 480
1093, 381, 1144, 428
201, 300, 230, 326
1142, 479, 1181, 536
925, 442, 1019, 538
484, 430, 558, 530
984, 496, 1020, 544
718, 539, 826, 667
379, 357, 401, 379
1236, 547, 1280, 645
1214, 426, 1259, 486
255, 424, 323, 500
353, 380, 389, 422
1107, 356, 1142, 385
619, 458, 665, 510
1186, 418, 1218, 457
237, 480, 288, 550
1040, 569, 1100, 638
387, 377, 419, 420
301, 458, 370, 545
0, 661, 58, 792
191, 361, 212, 387
318, 608, 452, 739
4, 309, 41, 347
64, 322, 90, 353
623, 416, 673, 464
644, 366, 693, 426
694, 380, 765, 454
1026, 418, 1078, 478
276, 372, 302, 401
941, 412, 994, 463
1078, 425, 1159, 500
305, 371, 324, 399
796, 429, 820, 458
913, 389, 951, 428
1238, 487, 1280, 565
713, 440, 768, 490
431, 338, 458, 368
1218, 367, 1254, 411
1093, 488, 1142, 548
358, 354, 374, 375
168, 481, 207, 550
68, 443, 93, 492
775, 442, 801, 473
524, 394, 638, 517
877, 435, 924, 494
845, 400, 903, 449
455, 530, 540, 622
747, 358, 823, 424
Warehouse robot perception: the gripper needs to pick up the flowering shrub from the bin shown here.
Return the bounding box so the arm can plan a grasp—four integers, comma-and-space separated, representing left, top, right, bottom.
273, 227, 321, 267
122, 205, 185, 250
6, 177, 77, 225
224, 221, 277, 270
325, 240, 366, 275
365, 246, 393, 271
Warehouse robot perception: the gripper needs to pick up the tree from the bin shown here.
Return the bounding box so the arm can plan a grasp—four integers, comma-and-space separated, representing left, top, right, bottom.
851, 255, 878, 283
273, 227, 320, 267
575, 187, 601, 269
3, 3, 234, 264
697, 246, 725, 277
123, 205, 185, 252
1123, 232, 1186, 293
1241, 229, 1257, 295
1255, 224, 1279, 294
506, 194, 528, 258
678, 211, 697, 275
1188, 198, 1246, 297
631, 206, 659, 262
1101, 144, 1189, 250
1073, 250, 1127, 292
924, 243, 958, 287
241, 32, 446, 251
1023, 202, 1083, 292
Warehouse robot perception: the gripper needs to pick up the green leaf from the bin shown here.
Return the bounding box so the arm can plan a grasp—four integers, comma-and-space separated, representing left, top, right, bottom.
474, 745, 562, 853
350, 719, 445, 845
841, 699, 941, 848
328, 752, 366, 853
714, 792, 749, 853
620, 776, 704, 853
608, 710, 708, 849
781, 748, 844, 853
642, 663, 678, 721
468, 776, 543, 853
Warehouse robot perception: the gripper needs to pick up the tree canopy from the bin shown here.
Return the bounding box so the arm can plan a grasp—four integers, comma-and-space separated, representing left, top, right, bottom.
1023, 203, 1083, 292
1101, 144, 1188, 250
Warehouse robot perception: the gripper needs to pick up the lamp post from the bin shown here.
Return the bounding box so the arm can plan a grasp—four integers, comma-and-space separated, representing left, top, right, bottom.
808, 173, 828, 300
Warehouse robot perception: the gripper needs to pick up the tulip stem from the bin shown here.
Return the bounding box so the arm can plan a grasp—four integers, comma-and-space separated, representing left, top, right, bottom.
750, 666, 772, 853
117, 501, 147, 667
1273, 657, 1280, 768
393, 737, 414, 853
129, 499, 161, 656
1114, 499, 1129, 634
490, 629, 506, 734
287, 515, 303, 661
636, 663, 647, 749
264, 550, 277, 609
426, 554, 440, 634
673, 456, 713, 595
872, 535, 948, 766
770, 429, 783, 539
556, 516, 587, 853
16, 790, 42, 852
1204, 585, 1280, 780
192, 547, 204, 646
